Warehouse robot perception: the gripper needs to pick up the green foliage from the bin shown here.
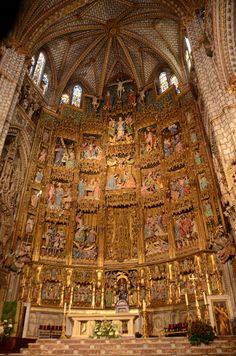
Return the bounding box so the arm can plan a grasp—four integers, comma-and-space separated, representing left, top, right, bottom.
92, 320, 119, 339
2, 301, 17, 324
188, 320, 215, 346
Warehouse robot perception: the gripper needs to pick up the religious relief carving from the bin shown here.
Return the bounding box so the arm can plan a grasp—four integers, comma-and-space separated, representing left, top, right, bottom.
106, 154, 135, 188
208, 225, 236, 263
73, 284, 93, 307
0, 134, 24, 211
38, 146, 48, 163
144, 209, 169, 259
170, 175, 191, 201
41, 281, 61, 305
19, 81, 44, 122
107, 114, 134, 144
77, 175, 101, 202
141, 169, 163, 197
139, 124, 158, 155
80, 135, 103, 161
40, 223, 67, 259
73, 212, 98, 261
174, 213, 198, 250
47, 181, 73, 212
72, 270, 95, 307
162, 122, 183, 158
53, 137, 76, 168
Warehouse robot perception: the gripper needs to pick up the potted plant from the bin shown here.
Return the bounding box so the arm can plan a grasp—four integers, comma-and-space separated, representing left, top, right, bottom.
187, 320, 215, 346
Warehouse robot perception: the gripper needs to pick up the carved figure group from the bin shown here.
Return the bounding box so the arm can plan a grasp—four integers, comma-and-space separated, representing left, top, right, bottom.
77, 177, 101, 200
41, 225, 66, 257
163, 123, 183, 157
174, 215, 198, 249
80, 142, 103, 160
141, 171, 163, 195
108, 115, 134, 144
54, 139, 76, 168
170, 176, 191, 200
140, 125, 158, 155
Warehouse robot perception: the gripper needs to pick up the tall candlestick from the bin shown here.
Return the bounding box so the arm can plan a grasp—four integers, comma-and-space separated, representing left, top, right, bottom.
185, 293, 189, 306
142, 299, 146, 311
169, 264, 172, 280
203, 292, 207, 305
63, 302, 67, 314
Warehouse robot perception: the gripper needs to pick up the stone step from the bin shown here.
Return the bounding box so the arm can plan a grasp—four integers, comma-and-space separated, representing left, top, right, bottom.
3, 337, 236, 356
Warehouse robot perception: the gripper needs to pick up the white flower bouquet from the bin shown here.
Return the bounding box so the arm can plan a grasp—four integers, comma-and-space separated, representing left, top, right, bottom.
92, 320, 119, 339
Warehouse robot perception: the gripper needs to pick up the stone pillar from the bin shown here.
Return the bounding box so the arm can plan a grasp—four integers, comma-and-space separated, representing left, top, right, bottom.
0, 45, 26, 154
186, 15, 236, 232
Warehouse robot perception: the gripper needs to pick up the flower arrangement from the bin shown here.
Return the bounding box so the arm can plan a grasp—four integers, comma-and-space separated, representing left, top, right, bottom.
187, 320, 215, 346
92, 320, 119, 339
0, 319, 13, 342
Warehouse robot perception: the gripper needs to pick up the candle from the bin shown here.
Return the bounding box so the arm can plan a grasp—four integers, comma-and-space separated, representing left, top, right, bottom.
63, 302, 67, 314
142, 299, 146, 311
203, 292, 207, 305
185, 293, 189, 306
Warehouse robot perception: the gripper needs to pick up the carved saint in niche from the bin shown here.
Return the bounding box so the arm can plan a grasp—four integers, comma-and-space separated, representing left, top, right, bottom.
38, 147, 47, 162
34, 168, 43, 183
198, 174, 209, 191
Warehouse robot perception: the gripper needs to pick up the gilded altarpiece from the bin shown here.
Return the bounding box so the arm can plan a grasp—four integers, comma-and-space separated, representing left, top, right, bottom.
15, 89, 229, 321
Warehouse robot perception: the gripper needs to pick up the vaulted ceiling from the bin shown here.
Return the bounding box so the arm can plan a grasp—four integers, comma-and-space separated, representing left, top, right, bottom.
13, 0, 203, 98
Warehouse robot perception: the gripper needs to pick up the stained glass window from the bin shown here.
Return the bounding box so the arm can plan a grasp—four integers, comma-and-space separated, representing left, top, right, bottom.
159, 72, 169, 93
185, 37, 192, 71
170, 75, 180, 94
29, 56, 35, 76
72, 85, 82, 107
32, 52, 46, 85
41, 73, 49, 95
60, 94, 70, 105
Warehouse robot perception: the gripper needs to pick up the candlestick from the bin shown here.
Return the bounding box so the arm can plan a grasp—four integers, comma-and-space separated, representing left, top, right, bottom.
61, 302, 67, 339
169, 264, 172, 280
203, 292, 207, 305
185, 293, 189, 306
142, 299, 146, 311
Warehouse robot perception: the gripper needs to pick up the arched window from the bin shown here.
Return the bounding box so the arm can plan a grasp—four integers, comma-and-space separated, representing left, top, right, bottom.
32, 52, 46, 85
60, 94, 70, 105
170, 75, 180, 94
159, 72, 169, 93
41, 73, 49, 95
72, 85, 82, 107
185, 37, 192, 71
